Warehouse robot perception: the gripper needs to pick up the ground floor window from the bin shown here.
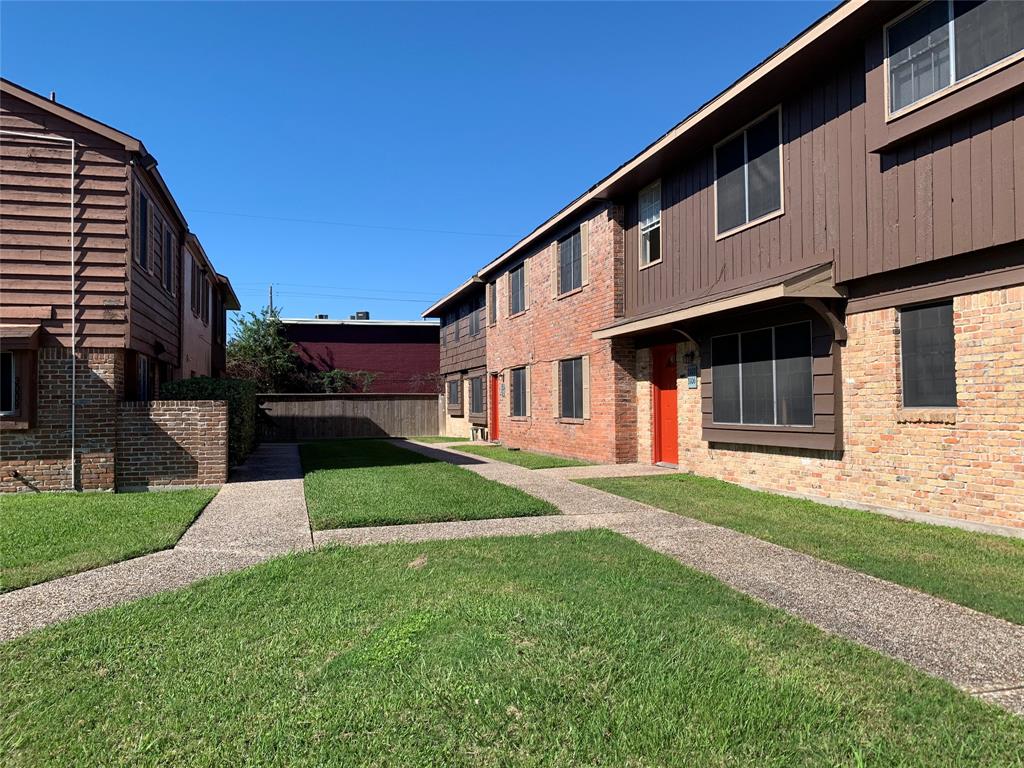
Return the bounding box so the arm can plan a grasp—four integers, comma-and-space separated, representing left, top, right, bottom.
559, 357, 584, 419
136, 355, 152, 402
469, 376, 484, 414
711, 321, 812, 426
0, 351, 15, 414
900, 301, 956, 407
447, 379, 461, 407
510, 366, 527, 417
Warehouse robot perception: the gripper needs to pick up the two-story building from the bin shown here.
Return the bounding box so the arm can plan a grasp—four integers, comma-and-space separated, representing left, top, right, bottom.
427, 0, 1024, 531
0, 78, 239, 491
423, 278, 489, 439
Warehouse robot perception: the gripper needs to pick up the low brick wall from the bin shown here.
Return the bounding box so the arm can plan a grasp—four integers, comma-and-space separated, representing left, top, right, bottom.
115, 400, 228, 490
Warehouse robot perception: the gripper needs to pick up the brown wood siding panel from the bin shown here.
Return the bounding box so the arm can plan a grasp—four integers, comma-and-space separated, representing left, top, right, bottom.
0, 96, 129, 347
991, 103, 1016, 246
439, 306, 486, 374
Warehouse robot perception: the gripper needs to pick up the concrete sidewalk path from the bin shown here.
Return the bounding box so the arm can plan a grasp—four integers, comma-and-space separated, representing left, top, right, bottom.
395, 439, 1024, 716
0, 443, 312, 642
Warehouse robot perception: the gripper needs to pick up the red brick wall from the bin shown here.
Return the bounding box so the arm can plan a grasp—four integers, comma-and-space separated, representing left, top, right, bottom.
115, 400, 228, 490
636, 286, 1024, 529
486, 204, 637, 463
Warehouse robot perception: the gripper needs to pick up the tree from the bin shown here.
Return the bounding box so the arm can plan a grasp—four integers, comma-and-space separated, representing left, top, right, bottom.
226, 306, 306, 392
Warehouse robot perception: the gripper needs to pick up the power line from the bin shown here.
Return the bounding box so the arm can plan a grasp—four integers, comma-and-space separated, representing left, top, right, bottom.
186, 207, 514, 239
234, 288, 429, 304
232, 281, 439, 298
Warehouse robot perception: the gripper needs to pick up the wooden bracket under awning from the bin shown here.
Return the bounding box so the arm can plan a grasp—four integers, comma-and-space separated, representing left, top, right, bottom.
0, 323, 42, 351
592, 262, 847, 341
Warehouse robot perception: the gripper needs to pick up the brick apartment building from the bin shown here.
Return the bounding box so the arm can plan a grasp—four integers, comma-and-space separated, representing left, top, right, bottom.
282, 314, 439, 394
0, 78, 239, 492
423, 278, 488, 439
427, 0, 1024, 531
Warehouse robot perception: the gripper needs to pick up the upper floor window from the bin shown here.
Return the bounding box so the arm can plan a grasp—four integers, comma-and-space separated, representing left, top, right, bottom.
900, 301, 957, 407
509, 263, 526, 315
452, 310, 461, 342
557, 229, 583, 293
711, 321, 812, 427
163, 229, 174, 293
135, 191, 149, 268
639, 181, 662, 267
715, 110, 782, 237
488, 282, 497, 325
201, 274, 210, 325
0, 351, 14, 415
887, 0, 1024, 115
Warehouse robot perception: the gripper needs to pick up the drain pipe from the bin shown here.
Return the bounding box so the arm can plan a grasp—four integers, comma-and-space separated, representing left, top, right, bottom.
0, 130, 76, 489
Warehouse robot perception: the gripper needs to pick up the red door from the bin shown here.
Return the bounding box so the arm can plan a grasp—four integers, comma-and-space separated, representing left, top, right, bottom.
489, 373, 500, 442
652, 345, 678, 465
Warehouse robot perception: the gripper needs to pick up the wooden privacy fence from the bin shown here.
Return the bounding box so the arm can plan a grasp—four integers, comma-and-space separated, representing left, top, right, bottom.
258, 393, 440, 441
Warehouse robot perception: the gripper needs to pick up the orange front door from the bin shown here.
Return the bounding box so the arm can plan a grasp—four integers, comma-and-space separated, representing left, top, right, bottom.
652, 345, 678, 465
489, 373, 500, 441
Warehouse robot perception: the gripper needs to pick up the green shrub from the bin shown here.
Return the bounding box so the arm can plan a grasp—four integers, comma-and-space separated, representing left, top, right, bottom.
160, 377, 258, 465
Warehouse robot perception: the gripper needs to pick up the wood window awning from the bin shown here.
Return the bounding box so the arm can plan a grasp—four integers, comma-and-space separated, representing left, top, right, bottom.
592, 262, 845, 341
0, 323, 42, 350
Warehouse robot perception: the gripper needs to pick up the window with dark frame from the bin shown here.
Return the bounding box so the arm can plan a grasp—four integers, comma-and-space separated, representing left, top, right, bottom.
887, 0, 1024, 114
715, 110, 782, 235
470, 376, 484, 414
510, 366, 527, 417
488, 281, 497, 324
136, 191, 149, 268
559, 357, 584, 420
137, 355, 151, 402
0, 351, 15, 414
452, 310, 461, 342
469, 306, 481, 337
509, 263, 526, 315
558, 229, 582, 293
711, 321, 813, 427
201, 273, 210, 324
447, 379, 461, 407
163, 229, 174, 292
900, 301, 957, 407
639, 180, 662, 266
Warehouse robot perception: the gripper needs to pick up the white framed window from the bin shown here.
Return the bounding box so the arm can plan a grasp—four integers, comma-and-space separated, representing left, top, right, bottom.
0, 351, 15, 415
886, 0, 1024, 116
715, 109, 783, 237
639, 180, 662, 267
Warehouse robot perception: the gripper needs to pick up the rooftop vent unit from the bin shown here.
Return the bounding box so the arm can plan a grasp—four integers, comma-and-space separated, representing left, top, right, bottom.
351, 311, 370, 320
314, 313, 329, 320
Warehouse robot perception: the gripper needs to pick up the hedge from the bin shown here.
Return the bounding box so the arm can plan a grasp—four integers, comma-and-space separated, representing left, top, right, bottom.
160, 377, 258, 466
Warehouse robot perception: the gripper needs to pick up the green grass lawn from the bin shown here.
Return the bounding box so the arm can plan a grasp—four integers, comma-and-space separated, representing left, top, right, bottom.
580, 473, 1024, 625
456, 444, 590, 469
0, 490, 217, 592
410, 435, 470, 443
301, 439, 556, 529
2, 531, 1021, 767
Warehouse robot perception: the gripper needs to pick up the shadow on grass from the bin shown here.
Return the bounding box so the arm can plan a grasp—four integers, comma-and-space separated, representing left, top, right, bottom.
300, 438, 484, 473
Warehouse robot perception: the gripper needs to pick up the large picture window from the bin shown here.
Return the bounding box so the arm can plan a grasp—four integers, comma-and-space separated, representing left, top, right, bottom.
639, 180, 662, 267
559, 357, 584, 420
711, 321, 812, 426
509, 263, 526, 315
557, 229, 582, 294
887, 0, 1024, 114
901, 301, 957, 407
510, 366, 527, 417
715, 110, 782, 236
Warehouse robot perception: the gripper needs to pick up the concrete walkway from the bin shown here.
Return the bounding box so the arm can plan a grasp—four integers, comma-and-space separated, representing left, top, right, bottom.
0, 443, 312, 642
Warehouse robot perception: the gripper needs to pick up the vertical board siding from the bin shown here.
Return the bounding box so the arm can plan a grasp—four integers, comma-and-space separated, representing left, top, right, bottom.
258, 394, 439, 440
0, 96, 129, 347
622, 48, 1024, 319
439, 304, 486, 374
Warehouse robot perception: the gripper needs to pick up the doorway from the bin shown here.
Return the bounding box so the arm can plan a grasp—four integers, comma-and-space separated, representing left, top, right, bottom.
489, 373, 500, 441
651, 345, 678, 466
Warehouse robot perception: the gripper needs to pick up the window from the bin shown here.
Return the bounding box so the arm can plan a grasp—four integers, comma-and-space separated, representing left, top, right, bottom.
452, 311, 461, 342
639, 181, 662, 266
509, 263, 526, 315
558, 229, 582, 293
201, 274, 210, 325
440, 323, 447, 349
711, 321, 812, 426
136, 190, 149, 268
715, 110, 782, 235
470, 376, 484, 414
469, 307, 481, 337
163, 229, 174, 292
488, 282, 497, 325
447, 379, 461, 407
887, 0, 1024, 115
190, 258, 202, 314
0, 351, 14, 415
137, 355, 151, 401
901, 301, 957, 407
559, 357, 584, 420
510, 366, 527, 417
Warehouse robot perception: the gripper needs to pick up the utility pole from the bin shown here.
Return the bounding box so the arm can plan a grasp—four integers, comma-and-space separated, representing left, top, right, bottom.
269, 284, 274, 312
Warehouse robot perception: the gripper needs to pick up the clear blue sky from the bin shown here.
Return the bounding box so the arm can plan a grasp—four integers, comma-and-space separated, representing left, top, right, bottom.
2, 1, 833, 323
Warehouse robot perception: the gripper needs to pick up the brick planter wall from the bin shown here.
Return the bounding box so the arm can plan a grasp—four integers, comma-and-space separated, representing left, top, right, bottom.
636, 286, 1024, 529
115, 400, 228, 490
487, 203, 638, 464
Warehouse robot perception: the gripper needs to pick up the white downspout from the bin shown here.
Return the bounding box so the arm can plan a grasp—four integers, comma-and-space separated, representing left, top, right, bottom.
0, 130, 76, 489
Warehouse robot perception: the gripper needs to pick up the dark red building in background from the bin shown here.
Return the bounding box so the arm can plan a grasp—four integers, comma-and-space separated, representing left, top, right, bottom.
282, 314, 440, 394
